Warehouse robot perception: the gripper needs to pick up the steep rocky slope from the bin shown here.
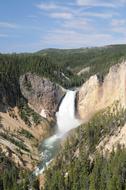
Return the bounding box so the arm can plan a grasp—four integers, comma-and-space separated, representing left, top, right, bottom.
20, 73, 66, 118
77, 61, 126, 121
0, 107, 52, 170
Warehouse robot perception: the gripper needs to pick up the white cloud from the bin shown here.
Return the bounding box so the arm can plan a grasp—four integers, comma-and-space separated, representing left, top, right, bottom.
37, 2, 119, 47
36, 2, 60, 11
2, 1, 125, 53
81, 11, 115, 19
33, 1, 126, 49
110, 19, 126, 35
110, 25, 126, 37
41, 29, 115, 48
50, 12, 73, 19
76, 0, 122, 8
0, 22, 17, 29
62, 18, 93, 31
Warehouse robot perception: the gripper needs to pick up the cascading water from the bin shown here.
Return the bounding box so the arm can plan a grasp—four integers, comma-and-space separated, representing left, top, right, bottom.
56, 90, 81, 135
34, 90, 82, 175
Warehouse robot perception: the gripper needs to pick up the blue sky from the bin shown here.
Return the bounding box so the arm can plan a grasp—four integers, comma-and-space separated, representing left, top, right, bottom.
0, 0, 126, 53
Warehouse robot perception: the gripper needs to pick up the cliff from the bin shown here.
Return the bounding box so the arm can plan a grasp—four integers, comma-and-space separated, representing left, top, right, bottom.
77, 61, 126, 121
20, 73, 66, 118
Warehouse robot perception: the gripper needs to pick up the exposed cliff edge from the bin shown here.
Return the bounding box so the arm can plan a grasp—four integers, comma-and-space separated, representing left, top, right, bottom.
77, 61, 126, 121
20, 73, 66, 118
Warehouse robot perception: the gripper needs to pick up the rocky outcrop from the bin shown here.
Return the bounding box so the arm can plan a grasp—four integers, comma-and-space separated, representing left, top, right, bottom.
19, 73, 66, 118
77, 61, 126, 120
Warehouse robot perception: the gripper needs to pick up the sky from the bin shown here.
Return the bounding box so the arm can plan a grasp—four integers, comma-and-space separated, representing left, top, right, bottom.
0, 0, 126, 53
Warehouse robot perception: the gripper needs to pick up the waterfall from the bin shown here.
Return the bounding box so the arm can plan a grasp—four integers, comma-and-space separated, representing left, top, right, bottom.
34, 90, 81, 175
56, 90, 81, 135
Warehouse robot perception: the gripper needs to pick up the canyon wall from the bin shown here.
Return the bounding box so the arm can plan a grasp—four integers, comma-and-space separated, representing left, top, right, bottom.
20, 73, 66, 118
77, 62, 126, 121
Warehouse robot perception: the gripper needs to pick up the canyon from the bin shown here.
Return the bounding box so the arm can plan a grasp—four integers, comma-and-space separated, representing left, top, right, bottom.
0, 62, 126, 167
1, 47, 126, 189
1, 61, 126, 170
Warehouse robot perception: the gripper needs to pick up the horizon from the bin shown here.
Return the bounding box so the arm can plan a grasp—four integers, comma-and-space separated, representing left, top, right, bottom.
1, 43, 126, 54
1, 0, 126, 53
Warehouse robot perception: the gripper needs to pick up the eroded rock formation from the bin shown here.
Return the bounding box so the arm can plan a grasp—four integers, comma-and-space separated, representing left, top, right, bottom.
0, 107, 51, 170
77, 62, 126, 120
20, 73, 66, 118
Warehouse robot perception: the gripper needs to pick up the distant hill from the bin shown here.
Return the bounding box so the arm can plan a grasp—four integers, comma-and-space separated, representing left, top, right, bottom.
37, 44, 126, 55
36, 47, 92, 54
36, 44, 126, 73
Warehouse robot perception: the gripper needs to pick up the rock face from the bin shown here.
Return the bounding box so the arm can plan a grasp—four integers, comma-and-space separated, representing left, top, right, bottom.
20, 73, 66, 118
77, 62, 126, 120
0, 78, 21, 112
96, 124, 126, 155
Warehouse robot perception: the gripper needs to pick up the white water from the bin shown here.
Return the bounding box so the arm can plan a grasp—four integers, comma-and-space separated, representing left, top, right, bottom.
56, 90, 81, 135
34, 90, 81, 175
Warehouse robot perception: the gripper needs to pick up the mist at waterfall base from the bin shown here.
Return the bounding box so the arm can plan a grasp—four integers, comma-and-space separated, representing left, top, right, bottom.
35, 90, 81, 175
